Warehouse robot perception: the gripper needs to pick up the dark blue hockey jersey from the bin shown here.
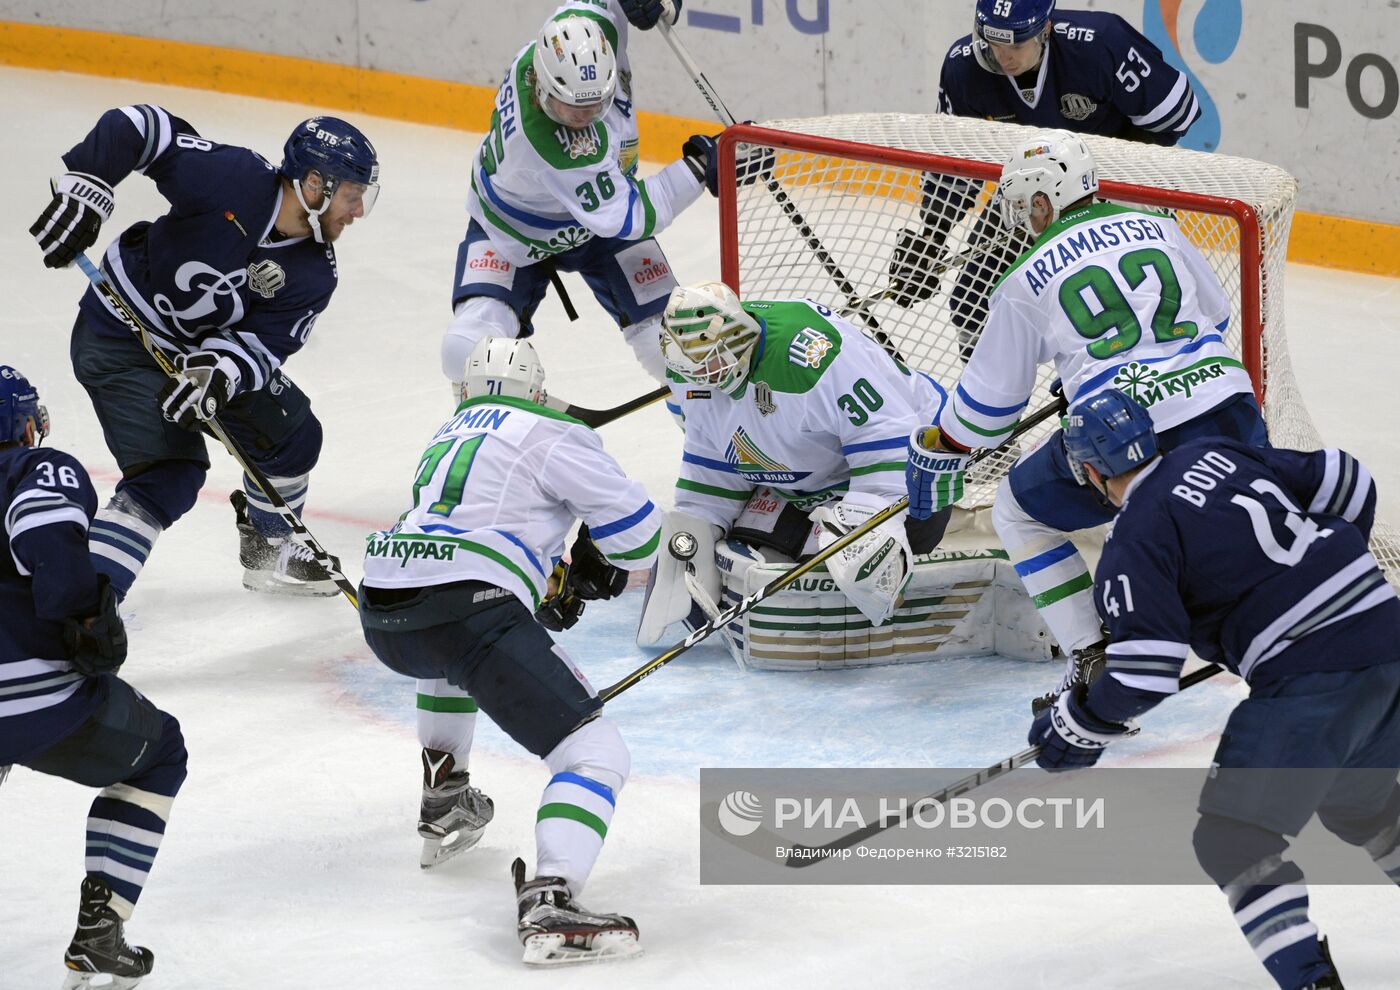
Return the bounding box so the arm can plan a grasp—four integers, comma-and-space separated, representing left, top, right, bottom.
0, 446, 106, 764
1087, 438, 1400, 725
939, 10, 1199, 145
66, 105, 338, 396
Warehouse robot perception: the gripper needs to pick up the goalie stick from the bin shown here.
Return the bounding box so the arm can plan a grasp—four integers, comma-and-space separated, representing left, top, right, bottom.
599, 396, 1063, 701
781, 662, 1226, 866
74, 254, 361, 609
655, 4, 899, 359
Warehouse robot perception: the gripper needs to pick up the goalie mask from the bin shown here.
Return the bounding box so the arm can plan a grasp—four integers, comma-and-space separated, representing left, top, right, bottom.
463, 336, 547, 406
533, 15, 618, 129
998, 129, 1098, 238
660, 281, 763, 396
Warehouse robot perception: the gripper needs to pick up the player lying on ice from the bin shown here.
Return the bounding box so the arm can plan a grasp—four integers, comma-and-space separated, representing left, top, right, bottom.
905, 129, 1267, 705
359, 336, 662, 965
637, 280, 1044, 669
1030, 388, 1400, 990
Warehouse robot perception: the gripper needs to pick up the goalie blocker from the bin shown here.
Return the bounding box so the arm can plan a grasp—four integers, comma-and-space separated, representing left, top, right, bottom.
638, 489, 1052, 670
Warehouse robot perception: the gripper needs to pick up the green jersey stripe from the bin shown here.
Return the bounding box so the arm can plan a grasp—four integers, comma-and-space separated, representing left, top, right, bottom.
607, 527, 661, 561
677, 479, 751, 500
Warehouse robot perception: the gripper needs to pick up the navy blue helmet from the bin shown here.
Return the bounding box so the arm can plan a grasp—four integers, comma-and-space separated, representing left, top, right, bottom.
0, 366, 49, 445
281, 117, 380, 241
974, 0, 1055, 45
1063, 388, 1157, 480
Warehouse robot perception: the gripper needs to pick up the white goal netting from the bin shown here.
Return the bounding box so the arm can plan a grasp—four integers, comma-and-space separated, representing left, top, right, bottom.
720, 113, 1400, 581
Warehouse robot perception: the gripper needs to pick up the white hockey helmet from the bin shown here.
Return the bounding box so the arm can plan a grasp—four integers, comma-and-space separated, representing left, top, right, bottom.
532, 15, 618, 129
462, 336, 547, 406
661, 281, 763, 396
998, 129, 1098, 238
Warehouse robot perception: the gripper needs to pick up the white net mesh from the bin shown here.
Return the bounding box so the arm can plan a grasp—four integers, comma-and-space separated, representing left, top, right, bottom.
721, 113, 1400, 579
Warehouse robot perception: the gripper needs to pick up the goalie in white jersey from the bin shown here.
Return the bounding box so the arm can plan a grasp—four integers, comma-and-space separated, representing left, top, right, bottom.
441, 0, 766, 390
359, 337, 661, 966
638, 281, 955, 652
906, 130, 1269, 700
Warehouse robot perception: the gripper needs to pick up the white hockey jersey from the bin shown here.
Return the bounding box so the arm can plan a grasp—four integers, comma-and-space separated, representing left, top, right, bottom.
672, 299, 948, 530
466, 0, 704, 266
363, 396, 661, 610
941, 202, 1253, 449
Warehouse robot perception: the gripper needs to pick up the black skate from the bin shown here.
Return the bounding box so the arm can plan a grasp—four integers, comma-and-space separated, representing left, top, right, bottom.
1302, 936, 1345, 989
230, 491, 340, 597
512, 858, 641, 966
1031, 639, 1108, 716
62, 877, 154, 990
418, 748, 494, 869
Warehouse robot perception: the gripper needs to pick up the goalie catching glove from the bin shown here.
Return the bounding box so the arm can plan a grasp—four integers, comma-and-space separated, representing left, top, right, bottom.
30, 171, 114, 269
808, 492, 911, 627
159, 350, 240, 430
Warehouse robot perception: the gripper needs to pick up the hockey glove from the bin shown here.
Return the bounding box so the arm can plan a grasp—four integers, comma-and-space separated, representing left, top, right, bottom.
1027, 683, 1133, 772
63, 575, 128, 676
905, 426, 972, 520
568, 526, 628, 601
887, 227, 941, 308
683, 127, 774, 198
30, 172, 115, 269
158, 351, 239, 430
620, 0, 681, 30
537, 562, 586, 632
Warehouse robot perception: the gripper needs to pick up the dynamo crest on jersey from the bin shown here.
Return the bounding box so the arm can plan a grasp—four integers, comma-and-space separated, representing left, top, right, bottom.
247, 259, 287, 299
1060, 93, 1098, 121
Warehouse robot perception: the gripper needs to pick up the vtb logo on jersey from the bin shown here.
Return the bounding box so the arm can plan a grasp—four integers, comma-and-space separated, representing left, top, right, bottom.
247, 259, 287, 299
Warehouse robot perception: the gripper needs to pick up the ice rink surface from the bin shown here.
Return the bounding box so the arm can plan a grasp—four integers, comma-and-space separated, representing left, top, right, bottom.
2, 68, 1398, 988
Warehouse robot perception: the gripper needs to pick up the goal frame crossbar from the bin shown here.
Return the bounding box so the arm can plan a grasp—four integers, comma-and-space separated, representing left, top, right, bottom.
716, 123, 1267, 404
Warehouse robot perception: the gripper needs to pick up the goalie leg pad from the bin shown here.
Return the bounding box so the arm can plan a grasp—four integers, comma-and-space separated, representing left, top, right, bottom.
635, 511, 720, 646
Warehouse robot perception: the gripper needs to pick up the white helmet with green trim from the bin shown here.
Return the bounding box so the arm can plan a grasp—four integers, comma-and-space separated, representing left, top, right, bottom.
532, 15, 618, 129
998, 129, 1098, 237
463, 336, 547, 406
660, 281, 763, 396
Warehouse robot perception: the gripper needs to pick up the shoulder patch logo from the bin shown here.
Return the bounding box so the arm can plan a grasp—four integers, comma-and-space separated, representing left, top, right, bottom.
789, 327, 832, 369
555, 123, 601, 159
247, 259, 287, 299
753, 381, 776, 416
1060, 93, 1098, 122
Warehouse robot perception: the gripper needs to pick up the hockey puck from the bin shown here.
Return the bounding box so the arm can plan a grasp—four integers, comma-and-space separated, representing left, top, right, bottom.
668, 531, 698, 560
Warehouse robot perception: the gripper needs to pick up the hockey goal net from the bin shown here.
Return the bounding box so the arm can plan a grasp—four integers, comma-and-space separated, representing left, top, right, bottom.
717, 115, 1400, 581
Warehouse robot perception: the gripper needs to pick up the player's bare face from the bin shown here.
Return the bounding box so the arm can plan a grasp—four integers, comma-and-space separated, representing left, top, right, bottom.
320, 182, 372, 242
545, 94, 606, 129
990, 35, 1043, 76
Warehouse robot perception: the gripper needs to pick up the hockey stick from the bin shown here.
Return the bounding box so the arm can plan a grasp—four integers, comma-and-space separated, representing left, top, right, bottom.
599, 396, 1063, 702
654, 5, 898, 358
782, 662, 1226, 866
73, 254, 360, 609
552, 385, 668, 429
837, 225, 1022, 320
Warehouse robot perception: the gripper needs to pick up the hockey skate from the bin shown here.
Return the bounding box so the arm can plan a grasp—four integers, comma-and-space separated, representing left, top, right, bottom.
230, 491, 340, 597
1302, 936, 1345, 989
418, 748, 494, 869
61, 877, 154, 990
512, 858, 641, 966
1031, 639, 1108, 716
